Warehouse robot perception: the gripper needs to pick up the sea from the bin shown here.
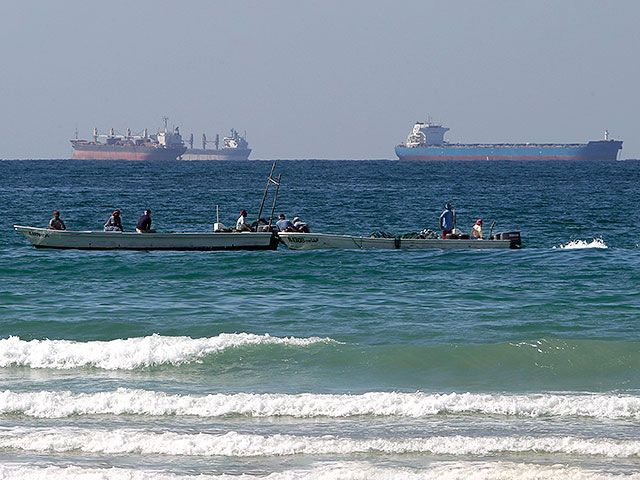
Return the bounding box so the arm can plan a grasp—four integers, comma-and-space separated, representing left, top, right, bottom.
0, 159, 639, 479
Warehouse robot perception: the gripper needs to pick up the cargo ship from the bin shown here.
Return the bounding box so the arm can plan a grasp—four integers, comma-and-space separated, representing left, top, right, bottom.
395, 121, 623, 161
70, 118, 186, 161
182, 129, 252, 160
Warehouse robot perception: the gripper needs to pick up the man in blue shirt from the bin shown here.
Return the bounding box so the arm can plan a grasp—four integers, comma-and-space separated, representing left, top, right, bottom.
276, 214, 296, 232
439, 203, 455, 239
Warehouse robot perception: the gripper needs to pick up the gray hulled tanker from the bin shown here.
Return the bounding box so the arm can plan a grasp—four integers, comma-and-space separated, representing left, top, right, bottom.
395, 121, 623, 161
182, 128, 252, 160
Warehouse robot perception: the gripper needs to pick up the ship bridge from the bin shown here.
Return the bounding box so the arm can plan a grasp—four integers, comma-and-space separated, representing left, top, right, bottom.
407, 122, 450, 147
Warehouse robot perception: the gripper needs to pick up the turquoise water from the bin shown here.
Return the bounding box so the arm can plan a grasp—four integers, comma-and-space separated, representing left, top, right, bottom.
1, 159, 639, 478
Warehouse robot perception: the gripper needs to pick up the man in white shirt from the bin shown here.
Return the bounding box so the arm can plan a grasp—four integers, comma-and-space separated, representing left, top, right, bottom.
236, 210, 253, 232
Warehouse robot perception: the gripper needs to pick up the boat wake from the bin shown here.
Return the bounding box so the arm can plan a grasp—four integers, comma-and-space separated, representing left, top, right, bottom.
554, 238, 608, 249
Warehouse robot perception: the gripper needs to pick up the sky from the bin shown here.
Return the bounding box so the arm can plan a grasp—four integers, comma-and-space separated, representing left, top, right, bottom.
0, 0, 638, 159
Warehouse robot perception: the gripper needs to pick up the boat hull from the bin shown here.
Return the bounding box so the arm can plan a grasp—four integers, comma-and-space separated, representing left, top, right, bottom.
278, 232, 520, 250
14, 225, 278, 251
181, 148, 252, 160
395, 140, 623, 161
70, 142, 187, 161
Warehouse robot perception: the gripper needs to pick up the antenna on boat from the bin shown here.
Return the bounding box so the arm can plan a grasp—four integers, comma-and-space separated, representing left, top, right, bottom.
256, 161, 277, 226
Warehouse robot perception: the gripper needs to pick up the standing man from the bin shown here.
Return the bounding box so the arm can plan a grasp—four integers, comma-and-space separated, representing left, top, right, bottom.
49, 210, 66, 230
136, 209, 155, 233
439, 203, 455, 239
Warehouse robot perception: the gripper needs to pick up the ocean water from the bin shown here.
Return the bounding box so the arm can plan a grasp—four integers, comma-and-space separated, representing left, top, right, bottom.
1, 159, 640, 479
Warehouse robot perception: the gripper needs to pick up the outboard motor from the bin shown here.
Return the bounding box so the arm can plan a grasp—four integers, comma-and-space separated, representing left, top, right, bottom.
493, 231, 521, 248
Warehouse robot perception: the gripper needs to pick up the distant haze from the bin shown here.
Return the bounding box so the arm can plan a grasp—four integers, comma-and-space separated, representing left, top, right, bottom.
1, 0, 638, 159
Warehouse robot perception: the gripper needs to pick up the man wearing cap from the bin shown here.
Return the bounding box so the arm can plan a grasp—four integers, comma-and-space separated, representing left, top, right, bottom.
49, 211, 66, 230
471, 218, 483, 239
136, 209, 155, 233
439, 203, 455, 239
292, 216, 309, 233
235, 209, 253, 232
104, 210, 124, 232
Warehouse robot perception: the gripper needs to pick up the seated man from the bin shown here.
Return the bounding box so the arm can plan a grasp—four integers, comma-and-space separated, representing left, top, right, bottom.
292, 216, 310, 233
136, 209, 156, 233
235, 209, 253, 232
276, 214, 297, 232
49, 210, 66, 230
471, 219, 483, 239
104, 210, 124, 231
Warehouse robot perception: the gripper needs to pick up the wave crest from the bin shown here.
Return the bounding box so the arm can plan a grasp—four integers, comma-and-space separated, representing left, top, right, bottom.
2, 389, 640, 419
0, 333, 335, 370
1, 428, 639, 457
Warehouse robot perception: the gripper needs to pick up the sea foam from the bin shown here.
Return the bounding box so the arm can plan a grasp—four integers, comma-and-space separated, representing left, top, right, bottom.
0, 333, 335, 370
1, 389, 639, 419
554, 238, 608, 249
0, 462, 636, 480
1, 428, 639, 457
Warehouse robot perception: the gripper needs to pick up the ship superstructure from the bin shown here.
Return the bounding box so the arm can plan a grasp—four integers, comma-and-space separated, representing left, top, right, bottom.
182, 128, 252, 160
71, 118, 186, 161
395, 121, 623, 161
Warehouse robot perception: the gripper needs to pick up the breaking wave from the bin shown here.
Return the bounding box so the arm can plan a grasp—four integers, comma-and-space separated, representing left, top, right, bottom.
2, 388, 640, 419
1, 428, 639, 457
0, 462, 636, 480
0, 333, 336, 370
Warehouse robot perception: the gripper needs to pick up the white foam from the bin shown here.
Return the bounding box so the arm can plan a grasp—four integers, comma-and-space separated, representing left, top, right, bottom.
554, 238, 608, 249
0, 333, 335, 370
0, 462, 637, 480
2, 389, 639, 419
1, 428, 639, 457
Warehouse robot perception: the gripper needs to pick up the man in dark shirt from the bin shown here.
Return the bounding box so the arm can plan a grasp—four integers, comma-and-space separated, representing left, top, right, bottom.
136, 209, 155, 233
49, 210, 66, 230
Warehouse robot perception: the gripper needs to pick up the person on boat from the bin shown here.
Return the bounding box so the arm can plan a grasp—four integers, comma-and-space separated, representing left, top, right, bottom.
49, 210, 67, 230
104, 210, 124, 232
471, 219, 483, 239
276, 214, 297, 232
292, 216, 310, 233
49, 210, 66, 230
235, 209, 253, 232
136, 209, 155, 233
439, 203, 455, 239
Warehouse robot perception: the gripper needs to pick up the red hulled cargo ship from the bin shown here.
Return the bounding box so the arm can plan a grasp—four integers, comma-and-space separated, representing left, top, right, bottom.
70, 119, 186, 161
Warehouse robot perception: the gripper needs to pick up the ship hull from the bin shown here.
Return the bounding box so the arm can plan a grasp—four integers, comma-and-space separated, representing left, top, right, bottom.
395, 140, 623, 161
71, 143, 186, 161
181, 148, 252, 161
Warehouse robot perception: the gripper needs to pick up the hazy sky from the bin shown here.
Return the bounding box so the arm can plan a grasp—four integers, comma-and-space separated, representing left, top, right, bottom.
1, 0, 638, 159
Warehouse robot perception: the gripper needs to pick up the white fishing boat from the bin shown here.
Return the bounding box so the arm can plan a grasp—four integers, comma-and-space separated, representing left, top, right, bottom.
278, 232, 521, 250
13, 225, 278, 251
